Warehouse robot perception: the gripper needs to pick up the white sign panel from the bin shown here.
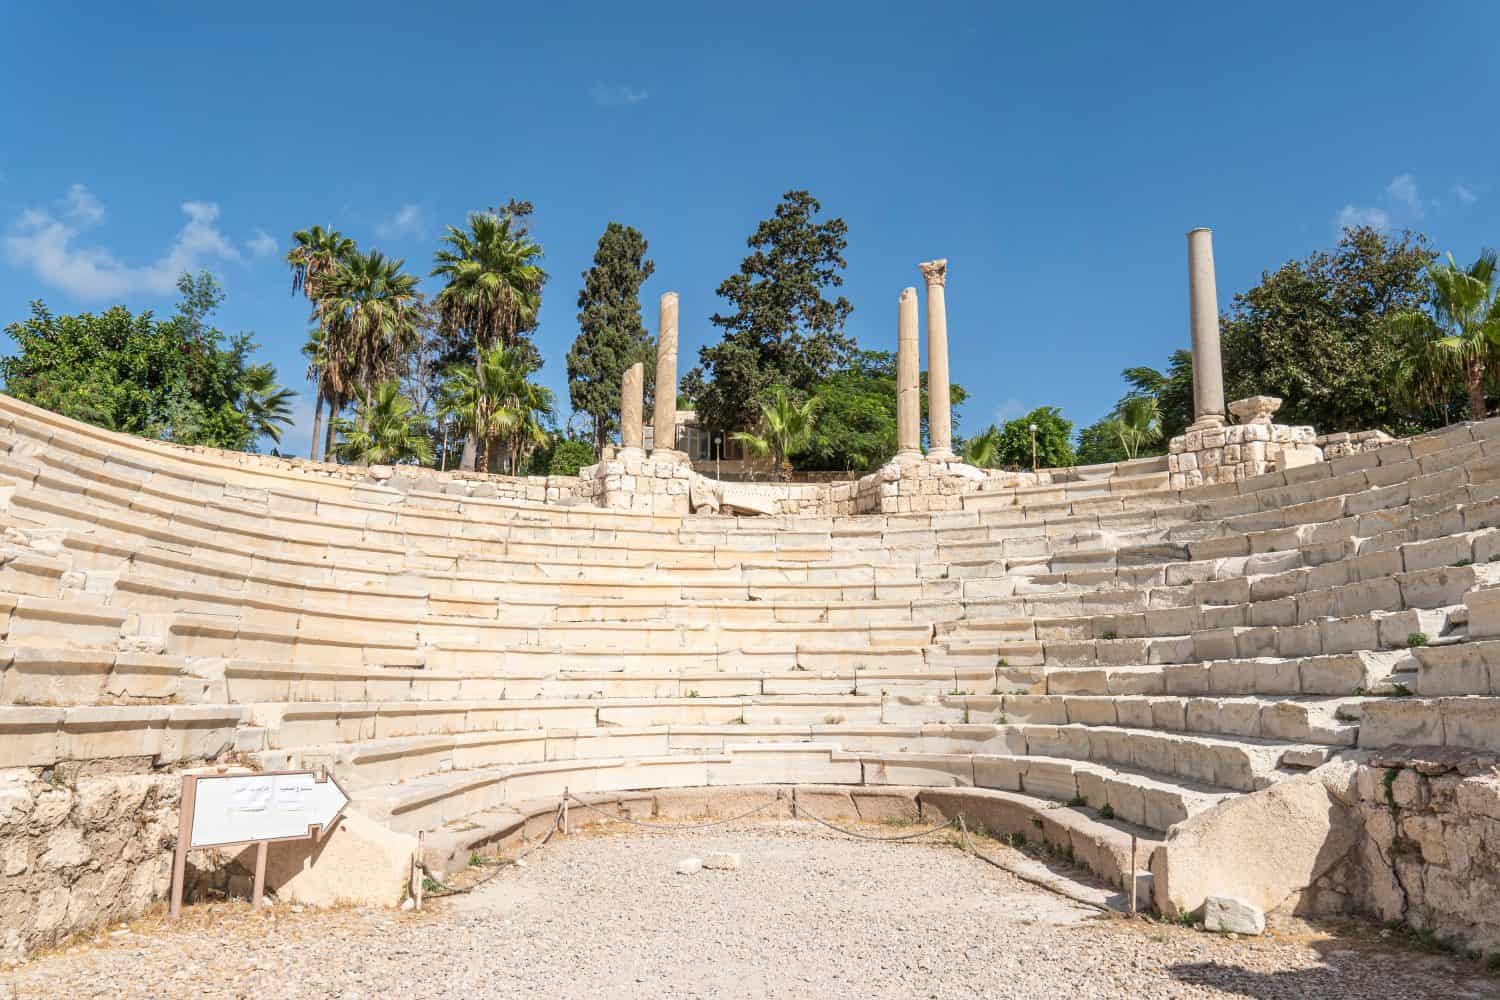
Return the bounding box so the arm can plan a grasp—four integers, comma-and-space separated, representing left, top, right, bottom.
188, 771, 348, 848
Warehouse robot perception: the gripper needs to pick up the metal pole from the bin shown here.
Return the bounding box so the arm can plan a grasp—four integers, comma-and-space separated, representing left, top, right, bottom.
415, 831, 424, 911
1129, 834, 1138, 915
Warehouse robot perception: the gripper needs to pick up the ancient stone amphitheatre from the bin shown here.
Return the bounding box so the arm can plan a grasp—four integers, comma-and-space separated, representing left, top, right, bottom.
6, 234, 1500, 996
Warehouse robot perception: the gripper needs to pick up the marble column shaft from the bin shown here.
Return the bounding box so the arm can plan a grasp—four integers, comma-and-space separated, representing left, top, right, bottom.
896, 287, 921, 456
620, 361, 644, 451
1187, 228, 1226, 426
919, 259, 953, 459
653, 292, 679, 453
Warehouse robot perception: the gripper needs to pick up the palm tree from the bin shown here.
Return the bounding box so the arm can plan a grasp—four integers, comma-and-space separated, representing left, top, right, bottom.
1113, 394, 1162, 459
731, 387, 819, 482
239, 364, 295, 450
1387, 250, 1500, 420
286, 226, 356, 460
438, 344, 555, 473
319, 251, 421, 459
431, 212, 544, 465
962, 424, 1003, 468
332, 381, 433, 465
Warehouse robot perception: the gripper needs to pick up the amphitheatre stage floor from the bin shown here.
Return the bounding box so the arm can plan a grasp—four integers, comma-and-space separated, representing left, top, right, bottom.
10, 821, 1498, 1000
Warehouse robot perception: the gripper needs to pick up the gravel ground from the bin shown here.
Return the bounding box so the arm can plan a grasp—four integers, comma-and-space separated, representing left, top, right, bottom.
8, 820, 1500, 1000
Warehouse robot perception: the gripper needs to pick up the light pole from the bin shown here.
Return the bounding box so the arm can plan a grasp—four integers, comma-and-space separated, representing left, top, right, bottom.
714, 433, 723, 481
1029, 423, 1039, 472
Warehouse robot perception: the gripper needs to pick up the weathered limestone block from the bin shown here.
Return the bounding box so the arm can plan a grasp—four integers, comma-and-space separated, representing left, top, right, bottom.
1204, 894, 1266, 935
1152, 764, 1360, 918
258, 809, 415, 907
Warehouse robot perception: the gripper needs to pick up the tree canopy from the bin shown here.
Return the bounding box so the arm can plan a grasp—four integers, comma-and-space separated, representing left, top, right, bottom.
1217, 226, 1435, 433
567, 222, 656, 453
682, 190, 854, 435
1, 272, 292, 452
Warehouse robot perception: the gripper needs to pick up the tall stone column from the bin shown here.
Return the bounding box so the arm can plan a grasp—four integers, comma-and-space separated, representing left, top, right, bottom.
919, 259, 954, 460
620, 361, 644, 453
1187, 228, 1226, 429
896, 287, 922, 458
652, 291, 680, 456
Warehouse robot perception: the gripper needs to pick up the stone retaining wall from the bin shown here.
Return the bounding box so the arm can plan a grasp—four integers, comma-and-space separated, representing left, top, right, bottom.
847, 457, 987, 515
0, 763, 180, 961
1350, 749, 1500, 953
578, 453, 830, 516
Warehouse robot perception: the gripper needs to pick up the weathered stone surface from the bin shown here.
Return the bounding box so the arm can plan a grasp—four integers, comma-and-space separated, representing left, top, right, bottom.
1203, 894, 1266, 935
1153, 766, 1360, 919
260, 809, 415, 908
702, 851, 741, 870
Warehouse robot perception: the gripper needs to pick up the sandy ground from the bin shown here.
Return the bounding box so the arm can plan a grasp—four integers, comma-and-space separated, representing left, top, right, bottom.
8, 820, 1499, 999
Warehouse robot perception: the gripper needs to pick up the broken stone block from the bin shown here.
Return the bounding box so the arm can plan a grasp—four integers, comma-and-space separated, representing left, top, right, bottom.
676, 857, 702, 875
1204, 895, 1265, 935
701, 851, 742, 870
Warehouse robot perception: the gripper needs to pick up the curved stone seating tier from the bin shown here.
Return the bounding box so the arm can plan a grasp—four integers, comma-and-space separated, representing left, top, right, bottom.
9, 391, 1500, 923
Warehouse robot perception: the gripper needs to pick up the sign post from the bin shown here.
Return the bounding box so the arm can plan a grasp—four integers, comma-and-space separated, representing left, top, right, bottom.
170, 769, 349, 917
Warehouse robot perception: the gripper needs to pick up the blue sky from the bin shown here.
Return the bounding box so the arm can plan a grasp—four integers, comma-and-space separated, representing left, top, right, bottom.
2, 2, 1496, 456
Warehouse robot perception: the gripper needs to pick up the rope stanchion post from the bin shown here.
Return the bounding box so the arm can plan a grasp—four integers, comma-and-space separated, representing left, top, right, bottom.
562, 788, 569, 836
1129, 834, 1137, 916
416, 831, 425, 911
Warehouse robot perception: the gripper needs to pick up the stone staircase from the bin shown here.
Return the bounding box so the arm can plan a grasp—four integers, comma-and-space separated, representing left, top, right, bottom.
5, 391, 1500, 932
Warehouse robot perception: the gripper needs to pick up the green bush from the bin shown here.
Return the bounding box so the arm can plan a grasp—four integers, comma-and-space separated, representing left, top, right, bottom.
547, 438, 597, 476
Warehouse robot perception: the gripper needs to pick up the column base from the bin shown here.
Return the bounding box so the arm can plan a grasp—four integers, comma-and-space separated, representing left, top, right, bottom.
1186, 414, 1226, 432
650, 448, 692, 466
925, 448, 957, 463
891, 448, 925, 464
617, 446, 646, 461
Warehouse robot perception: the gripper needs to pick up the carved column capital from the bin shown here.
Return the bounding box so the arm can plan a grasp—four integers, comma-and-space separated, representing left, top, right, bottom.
918, 259, 948, 287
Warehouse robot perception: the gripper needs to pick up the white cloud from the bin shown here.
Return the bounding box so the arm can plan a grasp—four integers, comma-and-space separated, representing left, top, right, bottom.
1386, 173, 1423, 218
1335, 203, 1391, 232
1455, 183, 1478, 206
4, 184, 242, 300
375, 203, 425, 240
589, 82, 649, 107
246, 228, 279, 258
992, 398, 1028, 424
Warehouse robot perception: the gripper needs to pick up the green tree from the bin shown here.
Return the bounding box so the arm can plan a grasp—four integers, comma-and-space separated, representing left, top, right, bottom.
547, 438, 597, 476
432, 211, 545, 469
993, 407, 1074, 469
730, 387, 820, 482
240, 364, 296, 449
1, 275, 286, 453
567, 222, 656, 454
798, 350, 969, 472
1075, 418, 1128, 466
286, 225, 356, 459
318, 251, 421, 459
332, 381, 433, 465
437, 344, 554, 474
683, 190, 854, 436
962, 424, 1004, 468
1217, 226, 1434, 432
1119, 352, 1195, 443
805, 350, 897, 472
1385, 250, 1500, 420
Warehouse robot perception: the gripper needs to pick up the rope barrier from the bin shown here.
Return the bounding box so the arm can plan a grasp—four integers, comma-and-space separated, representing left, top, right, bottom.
415, 790, 1122, 915
792, 800, 959, 842
563, 791, 787, 831
417, 800, 565, 897
956, 815, 1115, 915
